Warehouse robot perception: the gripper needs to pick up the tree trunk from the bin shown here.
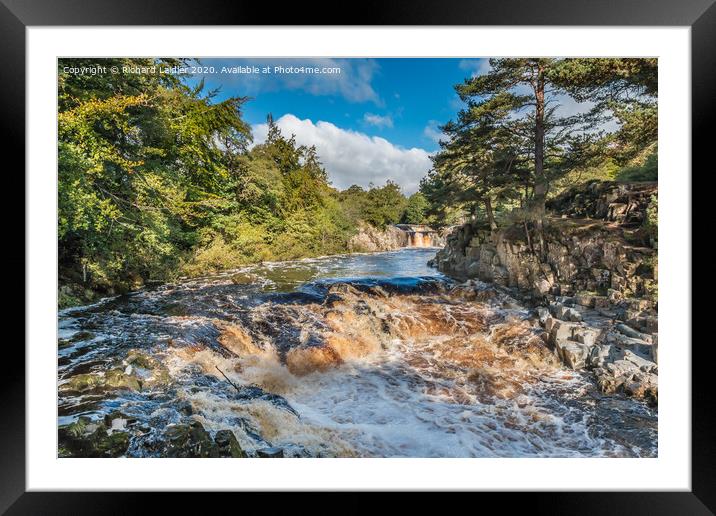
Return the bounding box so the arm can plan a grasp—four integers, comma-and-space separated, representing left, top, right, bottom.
533, 62, 547, 255
484, 197, 497, 232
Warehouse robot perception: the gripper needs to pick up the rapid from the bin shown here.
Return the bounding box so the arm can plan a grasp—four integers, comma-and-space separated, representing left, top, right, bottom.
58, 248, 657, 458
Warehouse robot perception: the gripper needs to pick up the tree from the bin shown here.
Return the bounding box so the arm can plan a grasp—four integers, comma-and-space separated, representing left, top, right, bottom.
363, 181, 408, 227
58, 58, 251, 290
401, 192, 430, 224
447, 58, 603, 251
549, 58, 658, 165
428, 108, 528, 230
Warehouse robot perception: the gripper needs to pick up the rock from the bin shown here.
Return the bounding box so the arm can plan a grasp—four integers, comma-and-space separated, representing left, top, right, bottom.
59, 373, 105, 393
536, 307, 550, 325
548, 319, 580, 346
105, 368, 142, 391
562, 306, 583, 322
572, 326, 602, 347
549, 302, 582, 322
588, 344, 613, 368
594, 369, 624, 394
103, 412, 136, 432
256, 447, 284, 458
124, 349, 171, 389
593, 296, 611, 310
624, 373, 658, 403
230, 272, 258, 285
164, 421, 220, 458
214, 429, 246, 458
58, 416, 130, 457
615, 323, 652, 344
575, 292, 596, 308
556, 340, 592, 369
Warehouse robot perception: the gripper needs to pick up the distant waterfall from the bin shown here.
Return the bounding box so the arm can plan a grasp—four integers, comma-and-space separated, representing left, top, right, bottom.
395, 224, 444, 248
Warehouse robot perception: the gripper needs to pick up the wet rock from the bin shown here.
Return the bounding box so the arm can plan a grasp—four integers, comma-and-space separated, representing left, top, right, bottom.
105, 368, 142, 391
256, 447, 284, 458
103, 411, 136, 430
59, 373, 105, 393
58, 416, 130, 457
230, 272, 259, 285
124, 349, 171, 389
164, 421, 219, 458
214, 429, 247, 458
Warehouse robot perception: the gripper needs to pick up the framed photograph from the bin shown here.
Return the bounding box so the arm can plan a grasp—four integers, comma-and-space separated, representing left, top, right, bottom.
6, 0, 712, 511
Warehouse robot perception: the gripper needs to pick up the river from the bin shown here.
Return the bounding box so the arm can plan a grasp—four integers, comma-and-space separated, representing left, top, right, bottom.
58, 248, 657, 458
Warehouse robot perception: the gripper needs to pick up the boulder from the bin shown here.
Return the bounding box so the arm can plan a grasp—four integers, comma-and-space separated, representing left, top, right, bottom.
58, 416, 130, 458
256, 447, 284, 458
214, 429, 246, 458
572, 326, 602, 347
164, 421, 220, 458
548, 319, 580, 346
556, 340, 592, 370
105, 368, 142, 391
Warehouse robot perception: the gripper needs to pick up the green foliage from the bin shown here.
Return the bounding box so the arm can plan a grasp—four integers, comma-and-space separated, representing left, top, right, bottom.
424, 58, 658, 232
550, 158, 620, 195
616, 148, 658, 182
58, 58, 251, 295
550, 58, 658, 164
401, 193, 429, 224
58, 61, 420, 303
337, 182, 409, 228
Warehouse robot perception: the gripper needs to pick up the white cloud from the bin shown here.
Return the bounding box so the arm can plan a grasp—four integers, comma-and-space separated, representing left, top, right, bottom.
363, 112, 393, 128
252, 114, 432, 194
205, 58, 381, 104
459, 59, 491, 77
423, 120, 446, 145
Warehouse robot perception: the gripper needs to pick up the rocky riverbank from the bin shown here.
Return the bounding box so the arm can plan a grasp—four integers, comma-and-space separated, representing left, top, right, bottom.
429, 181, 658, 402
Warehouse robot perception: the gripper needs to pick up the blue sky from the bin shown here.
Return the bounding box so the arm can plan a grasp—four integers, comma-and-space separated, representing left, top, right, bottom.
185, 58, 597, 194
179, 58, 487, 194
194, 58, 481, 149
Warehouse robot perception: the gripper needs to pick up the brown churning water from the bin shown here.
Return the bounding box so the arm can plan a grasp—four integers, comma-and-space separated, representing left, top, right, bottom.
58, 248, 657, 458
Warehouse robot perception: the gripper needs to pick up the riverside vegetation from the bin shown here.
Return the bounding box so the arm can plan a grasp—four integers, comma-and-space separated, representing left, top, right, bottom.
58, 58, 432, 307
58, 58, 659, 458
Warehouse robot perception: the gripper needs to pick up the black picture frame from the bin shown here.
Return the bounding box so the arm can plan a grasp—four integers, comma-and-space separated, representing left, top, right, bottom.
4, 0, 712, 512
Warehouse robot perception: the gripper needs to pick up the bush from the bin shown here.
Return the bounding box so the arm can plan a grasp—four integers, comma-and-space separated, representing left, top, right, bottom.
617, 150, 657, 182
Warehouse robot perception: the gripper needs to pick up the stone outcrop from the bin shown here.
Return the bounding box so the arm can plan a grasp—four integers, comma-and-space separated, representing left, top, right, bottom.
429, 181, 658, 402
430, 181, 657, 302
546, 180, 657, 226
540, 296, 657, 404
59, 349, 172, 394
348, 222, 410, 252
430, 219, 656, 301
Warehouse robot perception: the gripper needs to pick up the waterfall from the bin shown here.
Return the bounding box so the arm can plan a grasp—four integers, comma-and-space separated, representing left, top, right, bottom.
397, 224, 441, 248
